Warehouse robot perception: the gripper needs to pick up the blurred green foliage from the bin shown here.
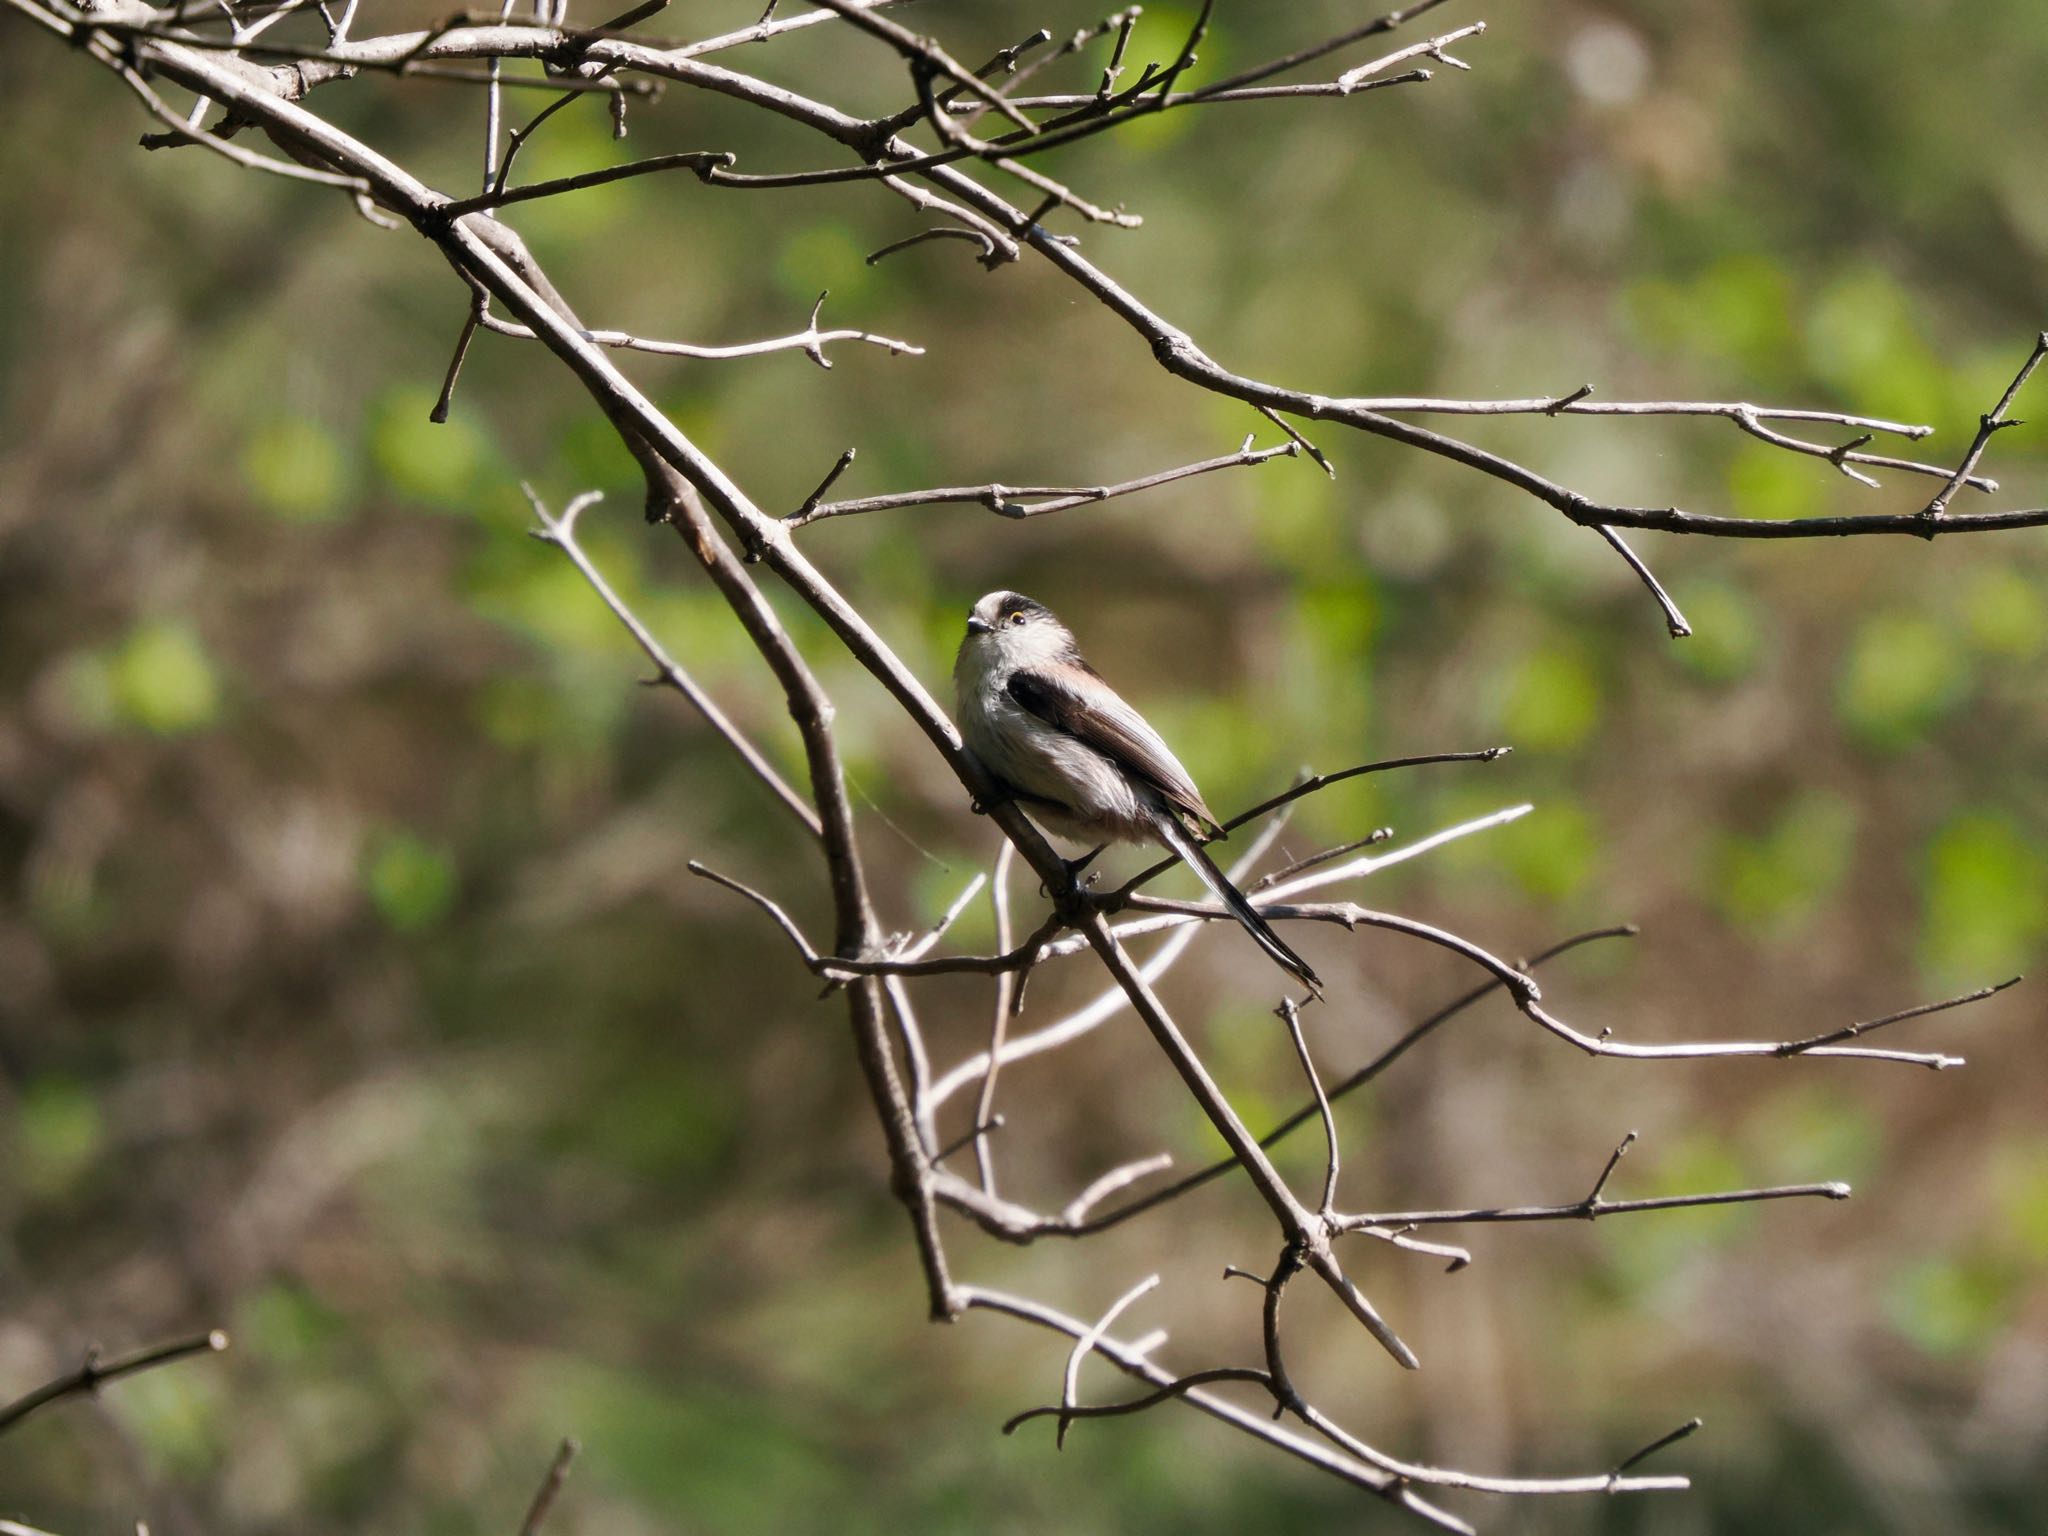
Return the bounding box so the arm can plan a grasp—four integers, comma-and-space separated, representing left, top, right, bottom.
2, 3, 2046, 1535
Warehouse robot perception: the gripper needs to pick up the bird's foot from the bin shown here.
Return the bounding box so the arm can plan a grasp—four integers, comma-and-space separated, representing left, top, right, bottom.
1040, 845, 1106, 902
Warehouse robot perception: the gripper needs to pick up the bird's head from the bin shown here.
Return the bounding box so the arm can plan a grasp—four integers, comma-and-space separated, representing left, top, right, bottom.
959, 590, 1078, 672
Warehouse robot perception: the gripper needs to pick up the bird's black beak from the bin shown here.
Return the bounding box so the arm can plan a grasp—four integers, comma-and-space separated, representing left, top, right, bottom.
965, 615, 992, 635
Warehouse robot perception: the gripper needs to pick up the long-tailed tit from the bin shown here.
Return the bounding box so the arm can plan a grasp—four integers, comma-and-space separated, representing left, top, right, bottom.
954, 590, 1322, 995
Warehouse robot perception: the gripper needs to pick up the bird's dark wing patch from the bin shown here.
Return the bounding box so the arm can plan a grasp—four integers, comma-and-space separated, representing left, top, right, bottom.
1007, 668, 1220, 833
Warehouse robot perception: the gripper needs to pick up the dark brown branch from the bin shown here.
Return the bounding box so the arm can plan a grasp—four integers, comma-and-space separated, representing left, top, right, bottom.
515, 1438, 579, 1536
1772, 975, 2020, 1056
1193, 0, 1461, 97
0, 1330, 228, 1437
1333, 1128, 1851, 1229
1586, 1130, 1638, 1205
442, 147, 735, 214
1002, 1367, 1272, 1437
431, 287, 487, 422
1611, 1418, 1703, 1482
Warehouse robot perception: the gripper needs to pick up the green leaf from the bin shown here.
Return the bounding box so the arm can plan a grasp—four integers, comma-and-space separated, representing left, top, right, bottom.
1501, 646, 1602, 753
110, 620, 221, 735
1836, 610, 1968, 748
364, 829, 458, 932
773, 222, 875, 309
369, 384, 492, 510
1728, 447, 1824, 523
16, 1076, 103, 1198
1885, 1254, 2014, 1358
526, 1356, 844, 1520
1749, 1085, 1881, 1186
1670, 578, 1766, 682
1960, 564, 2048, 659
238, 1281, 347, 1366
1709, 789, 1858, 937
1919, 812, 2046, 983
118, 1355, 227, 1478
1993, 1140, 2048, 1262
1499, 798, 1599, 901
241, 415, 349, 522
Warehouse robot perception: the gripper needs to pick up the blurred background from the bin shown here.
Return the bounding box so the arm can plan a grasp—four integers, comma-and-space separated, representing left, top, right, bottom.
2, 2, 2045, 1532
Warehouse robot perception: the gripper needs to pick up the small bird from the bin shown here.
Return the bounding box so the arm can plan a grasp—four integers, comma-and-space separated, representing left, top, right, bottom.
954, 590, 1322, 995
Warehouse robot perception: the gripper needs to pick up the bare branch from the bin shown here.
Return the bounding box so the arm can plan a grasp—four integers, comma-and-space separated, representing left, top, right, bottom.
1060, 927, 1639, 1234
481, 290, 922, 368
1332, 1180, 1851, 1231
23, 4, 2031, 1518
1125, 889, 1992, 1069
973, 840, 1017, 1193
672, 0, 917, 60
1116, 748, 1510, 898
959, 1285, 1471, 1533
1060, 1153, 1175, 1227
1002, 1366, 1272, 1437
1595, 524, 1691, 638
687, 861, 820, 964
0, 1330, 229, 1437
1923, 330, 2048, 516
526, 487, 822, 837
1772, 975, 2020, 1057
785, 436, 1300, 527
924, 816, 1294, 1110
515, 1438, 579, 1536
1276, 999, 1340, 1215
1253, 1247, 1690, 1497
1057, 1274, 1160, 1448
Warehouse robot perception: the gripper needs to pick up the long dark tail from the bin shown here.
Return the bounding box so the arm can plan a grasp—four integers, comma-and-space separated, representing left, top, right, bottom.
1155, 818, 1323, 996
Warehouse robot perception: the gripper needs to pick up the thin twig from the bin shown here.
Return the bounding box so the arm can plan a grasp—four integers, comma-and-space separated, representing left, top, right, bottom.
1596, 524, 1691, 637
1276, 999, 1339, 1215
515, 1438, 579, 1536
1923, 330, 2048, 517
0, 1331, 229, 1436
479, 293, 923, 367
974, 840, 1018, 1194
786, 436, 1299, 527
1773, 976, 2020, 1056
1059, 928, 1638, 1233
1333, 1182, 1853, 1231
525, 487, 822, 836
1003, 1366, 1271, 1436
688, 861, 820, 963
1057, 1275, 1160, 1449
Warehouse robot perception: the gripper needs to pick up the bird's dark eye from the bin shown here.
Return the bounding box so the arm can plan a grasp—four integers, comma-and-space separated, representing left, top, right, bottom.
1008, 611, 1026, 627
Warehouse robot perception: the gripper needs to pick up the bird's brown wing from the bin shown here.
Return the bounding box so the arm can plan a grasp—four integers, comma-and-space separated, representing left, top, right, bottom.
1006, 667, 1222, 835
